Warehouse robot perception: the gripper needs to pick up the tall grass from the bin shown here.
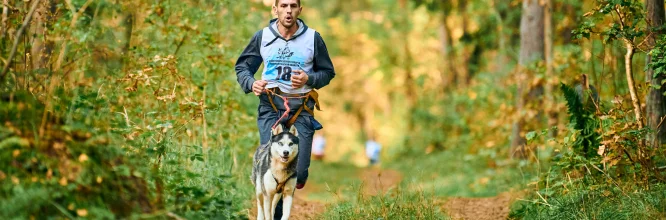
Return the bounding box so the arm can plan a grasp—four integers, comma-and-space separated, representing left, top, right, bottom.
321, 185, 448, 220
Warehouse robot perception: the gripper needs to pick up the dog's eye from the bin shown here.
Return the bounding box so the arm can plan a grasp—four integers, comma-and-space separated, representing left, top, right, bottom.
279, 142, 284, 146
289, 143, 294, 147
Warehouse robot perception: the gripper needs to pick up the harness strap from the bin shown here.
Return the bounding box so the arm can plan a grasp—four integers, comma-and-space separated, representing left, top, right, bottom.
273, 173, 297, 193
287, 96, 309, 127
267, 88, 279, 112
266, 89, 322, 128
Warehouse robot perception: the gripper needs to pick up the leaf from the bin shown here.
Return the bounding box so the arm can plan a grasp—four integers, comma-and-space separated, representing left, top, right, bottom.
76, 209, 88, 217
139, 131, 155, 139
526, 131, 537, 141
114, 165, 131, 177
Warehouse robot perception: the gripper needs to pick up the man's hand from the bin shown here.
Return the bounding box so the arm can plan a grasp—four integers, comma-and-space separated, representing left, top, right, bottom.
252, 80, 268, 96
291, 70, 309, 89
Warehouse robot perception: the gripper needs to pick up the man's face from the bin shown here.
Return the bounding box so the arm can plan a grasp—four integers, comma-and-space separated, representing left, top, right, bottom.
273, 0, 301, 29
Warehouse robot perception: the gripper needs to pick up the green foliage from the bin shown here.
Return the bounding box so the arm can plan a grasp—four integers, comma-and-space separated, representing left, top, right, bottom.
321, 187, 447, 220
648, 35, 666, 92
575, 0, 646, 43
0, 0, 263, 218
0, 91, 156, 218
511, 180, 666, 219
560, 83, 600, 158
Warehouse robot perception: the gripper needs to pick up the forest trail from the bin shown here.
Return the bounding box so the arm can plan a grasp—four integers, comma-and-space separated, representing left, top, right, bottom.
442, 192, 513, 220
248, 167, 513, 219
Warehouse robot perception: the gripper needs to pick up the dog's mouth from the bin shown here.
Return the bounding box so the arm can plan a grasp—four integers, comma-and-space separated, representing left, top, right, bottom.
280, 156, 289, 162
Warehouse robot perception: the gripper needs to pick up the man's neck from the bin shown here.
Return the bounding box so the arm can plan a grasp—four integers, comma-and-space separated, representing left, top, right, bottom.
277, 21, 299, 40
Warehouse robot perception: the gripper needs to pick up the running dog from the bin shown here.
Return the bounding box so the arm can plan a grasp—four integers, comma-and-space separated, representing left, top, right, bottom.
251, 124, 299, 220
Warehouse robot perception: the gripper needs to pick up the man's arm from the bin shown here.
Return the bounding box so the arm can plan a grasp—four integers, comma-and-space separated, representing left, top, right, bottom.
306, 32, 335, 89
235, 30, 264, 94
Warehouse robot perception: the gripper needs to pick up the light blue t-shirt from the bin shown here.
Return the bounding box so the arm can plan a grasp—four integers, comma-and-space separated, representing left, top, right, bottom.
365, 140, 381, 160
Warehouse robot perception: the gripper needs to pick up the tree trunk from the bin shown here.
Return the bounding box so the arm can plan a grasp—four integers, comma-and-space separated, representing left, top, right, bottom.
439, 12, 453, 90
30, 0, 56, 70
458, 0, 470, 85
625, 40, 643, 129
0, 0, 8, 42
491, 0, 507, 74
646, 0, 666, 148
120, 11, 134, 70
544, 0, 557, 138
511, 0, 545, 158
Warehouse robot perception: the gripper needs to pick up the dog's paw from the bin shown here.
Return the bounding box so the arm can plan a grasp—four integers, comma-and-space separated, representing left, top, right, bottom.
296, 183, 305, 189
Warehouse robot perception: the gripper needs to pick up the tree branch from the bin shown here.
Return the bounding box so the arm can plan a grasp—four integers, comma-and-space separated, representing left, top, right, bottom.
0, 0, 42, 85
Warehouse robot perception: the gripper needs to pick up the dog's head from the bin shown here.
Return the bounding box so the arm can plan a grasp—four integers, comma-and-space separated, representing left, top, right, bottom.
270, 124, 299, 163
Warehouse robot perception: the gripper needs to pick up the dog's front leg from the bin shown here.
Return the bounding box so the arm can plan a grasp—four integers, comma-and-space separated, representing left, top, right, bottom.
263, 193, 273, 220
280, 178, 297, 220
271, 192, 282, 217
262, 173, 277, 220
255, 177, 264, 220
256, 194, 264, 220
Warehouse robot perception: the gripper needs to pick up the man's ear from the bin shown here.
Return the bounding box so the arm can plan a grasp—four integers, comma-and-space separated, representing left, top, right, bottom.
272, 124, 284, 136
288, 125, 298, 137
272, 5, 278, 17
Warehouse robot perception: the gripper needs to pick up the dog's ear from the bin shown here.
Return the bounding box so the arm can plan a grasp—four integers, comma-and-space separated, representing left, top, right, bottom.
288, 125, 298, 137
272, 124, 284, 136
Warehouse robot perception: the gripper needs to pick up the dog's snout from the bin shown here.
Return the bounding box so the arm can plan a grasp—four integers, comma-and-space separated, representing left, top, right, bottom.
283, 151, 289, 156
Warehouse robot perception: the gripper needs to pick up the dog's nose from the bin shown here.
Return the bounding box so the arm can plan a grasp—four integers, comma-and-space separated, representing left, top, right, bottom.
283, 151, 289, 156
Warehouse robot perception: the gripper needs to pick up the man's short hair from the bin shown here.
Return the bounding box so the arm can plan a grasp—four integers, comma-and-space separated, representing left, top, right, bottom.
275, 0, 301, 6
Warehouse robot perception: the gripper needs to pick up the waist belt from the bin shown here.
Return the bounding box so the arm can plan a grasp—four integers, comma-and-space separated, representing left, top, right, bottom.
266, 88, 321, 127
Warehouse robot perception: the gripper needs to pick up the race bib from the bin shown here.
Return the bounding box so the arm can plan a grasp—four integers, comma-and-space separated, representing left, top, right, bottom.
264, 46, 306, 87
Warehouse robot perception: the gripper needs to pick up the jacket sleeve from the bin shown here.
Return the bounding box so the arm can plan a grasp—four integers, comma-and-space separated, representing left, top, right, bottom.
306, 32, 336, 89
235, 30, 264, 94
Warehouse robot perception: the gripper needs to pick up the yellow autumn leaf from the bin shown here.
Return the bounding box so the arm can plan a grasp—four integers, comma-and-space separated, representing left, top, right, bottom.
53, 142, 65, 150
468, 91, 478, 100
79, 154, 89, 162
96, 176, 103, 184
77, 209, 88, 217
59, 177, 68, 186
12, 150, 20, 157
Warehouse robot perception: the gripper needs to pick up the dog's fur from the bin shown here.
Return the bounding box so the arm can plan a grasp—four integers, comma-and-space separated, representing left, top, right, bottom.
251, 124, 299, 220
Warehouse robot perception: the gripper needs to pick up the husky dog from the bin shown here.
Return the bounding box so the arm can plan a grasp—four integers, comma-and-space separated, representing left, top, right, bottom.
252, 124, 299, 220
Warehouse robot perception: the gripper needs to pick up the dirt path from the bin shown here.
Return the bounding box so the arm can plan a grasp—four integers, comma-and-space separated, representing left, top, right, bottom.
248, 168, 512, 220
358, 168, 402, 196
442, 192, 512, 220
247, 168, 402, 219
247, 191, 325, 220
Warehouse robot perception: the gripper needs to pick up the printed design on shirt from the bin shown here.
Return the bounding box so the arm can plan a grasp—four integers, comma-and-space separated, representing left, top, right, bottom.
276, 47, 294, 60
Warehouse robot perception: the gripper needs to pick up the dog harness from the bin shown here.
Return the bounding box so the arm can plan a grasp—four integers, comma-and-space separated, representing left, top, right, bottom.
273, 173, 297, 193
266, 88, 321, 129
